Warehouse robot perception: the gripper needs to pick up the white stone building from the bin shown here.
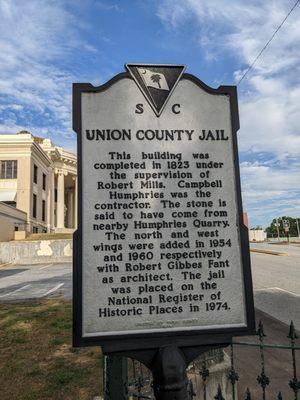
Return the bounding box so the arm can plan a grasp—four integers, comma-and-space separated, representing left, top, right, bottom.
0, 131, 77, 235
248, 229, 267, 242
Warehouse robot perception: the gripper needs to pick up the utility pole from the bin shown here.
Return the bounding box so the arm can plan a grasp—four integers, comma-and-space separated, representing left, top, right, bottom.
296, 219, 300, 238
275, 218, 280, 241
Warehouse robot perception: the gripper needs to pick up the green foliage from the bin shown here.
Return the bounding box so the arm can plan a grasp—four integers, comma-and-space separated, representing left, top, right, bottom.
250, 225, 263, 230
266, 216, 300, 238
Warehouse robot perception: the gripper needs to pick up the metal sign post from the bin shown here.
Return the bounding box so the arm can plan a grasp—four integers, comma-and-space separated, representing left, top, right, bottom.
104, 355, 128, 399
72, 64, 255, 399
282, 219, 290, 243
275, 219, 281, 241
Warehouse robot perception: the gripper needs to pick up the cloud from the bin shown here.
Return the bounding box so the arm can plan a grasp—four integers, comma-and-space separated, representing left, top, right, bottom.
157, 0, 300, 155
157, 0, 300, 225
240, 160, 300, 225
240, 161, 300, 193
157, 0, 300, 74
95, 2, 122, 12
0, 0, 89, 149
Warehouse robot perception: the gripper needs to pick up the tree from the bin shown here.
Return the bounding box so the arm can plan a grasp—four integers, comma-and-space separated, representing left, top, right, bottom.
266, 216, 300, 238
151, 74, 161, 88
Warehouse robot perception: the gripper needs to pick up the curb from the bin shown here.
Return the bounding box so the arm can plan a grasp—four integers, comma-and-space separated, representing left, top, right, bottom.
0, 262, 12, 269
250, 249, 288, 256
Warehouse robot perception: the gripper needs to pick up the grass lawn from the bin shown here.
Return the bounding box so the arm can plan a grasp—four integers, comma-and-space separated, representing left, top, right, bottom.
0, 300, 103, 400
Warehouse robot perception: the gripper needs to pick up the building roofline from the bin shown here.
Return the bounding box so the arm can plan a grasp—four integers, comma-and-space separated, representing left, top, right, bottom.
0, 132, 77, 166
31, 141, 52, 166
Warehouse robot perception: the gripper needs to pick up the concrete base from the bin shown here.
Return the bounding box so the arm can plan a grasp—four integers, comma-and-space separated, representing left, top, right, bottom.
0, 239, 72, 264
54, 227, 75, 234
14, 230, 27, 240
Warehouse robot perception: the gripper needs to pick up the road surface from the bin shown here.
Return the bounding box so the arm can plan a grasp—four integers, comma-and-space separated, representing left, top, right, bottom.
0, 242, 299, 327
0, 262, 72, 300
250, 242, 300, 329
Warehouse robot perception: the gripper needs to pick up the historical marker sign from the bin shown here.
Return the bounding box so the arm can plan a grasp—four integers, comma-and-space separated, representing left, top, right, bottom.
73, 64, 255, 352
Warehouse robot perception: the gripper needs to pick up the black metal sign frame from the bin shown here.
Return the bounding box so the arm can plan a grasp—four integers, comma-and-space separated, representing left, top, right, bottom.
72, 69, 255, 353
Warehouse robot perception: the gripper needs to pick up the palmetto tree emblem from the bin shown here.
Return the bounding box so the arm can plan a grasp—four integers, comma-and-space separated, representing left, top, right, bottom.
151, 74, 162, 89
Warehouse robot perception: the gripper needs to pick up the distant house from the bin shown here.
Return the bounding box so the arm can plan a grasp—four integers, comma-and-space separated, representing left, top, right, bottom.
249, 229, 267, 242
0, 131, 77, 237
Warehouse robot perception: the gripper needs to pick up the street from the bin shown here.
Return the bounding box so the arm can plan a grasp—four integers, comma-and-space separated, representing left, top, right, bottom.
0, 262, 72, 300
250, 242, 300, 329
0, 242, 299, 328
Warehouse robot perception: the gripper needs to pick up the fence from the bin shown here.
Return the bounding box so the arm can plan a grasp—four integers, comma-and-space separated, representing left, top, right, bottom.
105, 320, 299, 400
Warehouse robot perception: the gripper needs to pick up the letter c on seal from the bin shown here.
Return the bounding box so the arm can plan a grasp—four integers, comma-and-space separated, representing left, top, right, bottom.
172, 104, 181, 114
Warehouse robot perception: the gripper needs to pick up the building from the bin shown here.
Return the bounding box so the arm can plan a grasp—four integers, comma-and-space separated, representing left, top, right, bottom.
0, 202, 27, 241
0, 131, 77, 235
243, 212, 249, 228
249, 229, 267, 242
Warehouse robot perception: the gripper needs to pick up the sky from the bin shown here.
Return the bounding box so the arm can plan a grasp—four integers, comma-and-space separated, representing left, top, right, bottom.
0, 0, 299, 228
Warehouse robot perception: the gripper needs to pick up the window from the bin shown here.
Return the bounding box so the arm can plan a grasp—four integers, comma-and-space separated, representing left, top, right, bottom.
42, 200, 46, 222
33, 164, 38, 184
54, 188, 57, 202
32, 226, 38, 233
0, 160, 17, 179
33, 194, 37, 218
42, 173, 46, 190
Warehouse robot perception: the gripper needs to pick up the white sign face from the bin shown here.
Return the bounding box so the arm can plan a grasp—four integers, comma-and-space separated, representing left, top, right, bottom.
78, 67, 250, 339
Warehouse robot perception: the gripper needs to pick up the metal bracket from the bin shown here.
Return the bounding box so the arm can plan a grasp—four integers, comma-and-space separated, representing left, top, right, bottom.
105, 343, 228, 400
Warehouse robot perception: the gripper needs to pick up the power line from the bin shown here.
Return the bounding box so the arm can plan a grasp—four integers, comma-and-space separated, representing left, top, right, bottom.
237, 0, 300, 86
